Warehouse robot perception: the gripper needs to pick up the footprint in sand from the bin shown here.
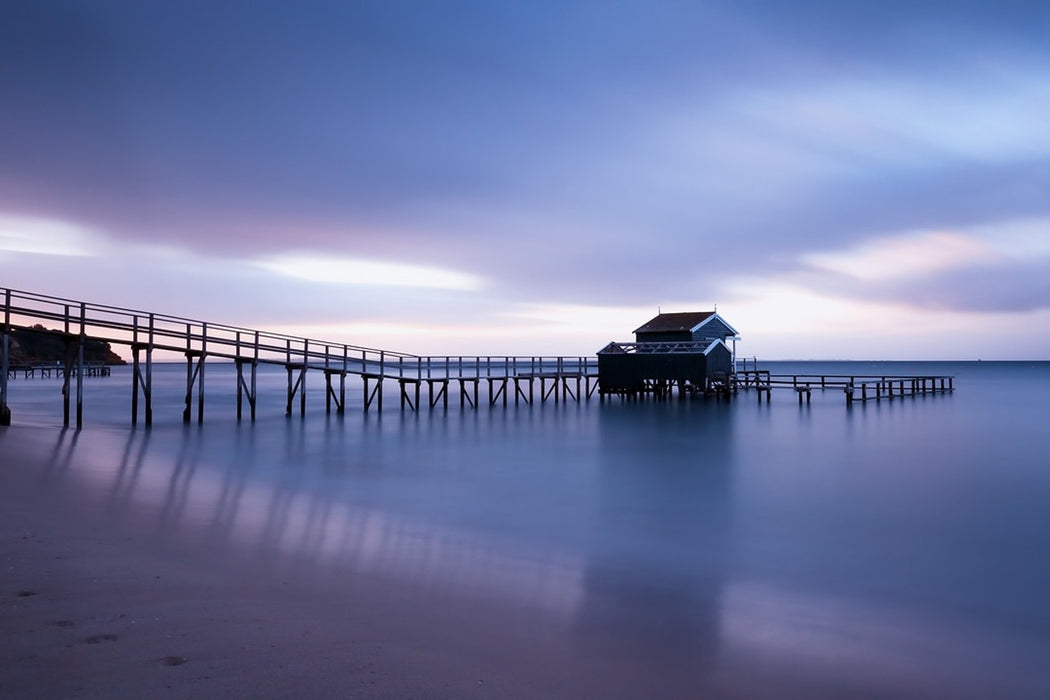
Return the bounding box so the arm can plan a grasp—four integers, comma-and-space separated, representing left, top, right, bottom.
82, 634, 118, 644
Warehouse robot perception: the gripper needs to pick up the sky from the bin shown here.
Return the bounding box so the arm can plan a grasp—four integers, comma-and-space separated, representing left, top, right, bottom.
2, 0, 1049, 359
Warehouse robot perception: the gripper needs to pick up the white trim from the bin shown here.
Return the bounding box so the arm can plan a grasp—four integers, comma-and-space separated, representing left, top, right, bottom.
689, 313, 739, 337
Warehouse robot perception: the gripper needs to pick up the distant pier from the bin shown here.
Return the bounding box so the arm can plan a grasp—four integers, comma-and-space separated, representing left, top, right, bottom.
733, 370, 954, 405
7, 363, 112, 379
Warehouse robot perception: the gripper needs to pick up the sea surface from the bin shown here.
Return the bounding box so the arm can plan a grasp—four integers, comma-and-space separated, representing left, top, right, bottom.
3, 360, 1050, 696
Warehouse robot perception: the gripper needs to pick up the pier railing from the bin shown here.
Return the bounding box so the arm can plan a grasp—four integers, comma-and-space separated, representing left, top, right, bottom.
1, 287, 597, 427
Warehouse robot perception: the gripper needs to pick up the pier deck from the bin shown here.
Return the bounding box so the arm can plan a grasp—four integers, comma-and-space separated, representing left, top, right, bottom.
733, 370, 954, 404
1, 287, 596, 427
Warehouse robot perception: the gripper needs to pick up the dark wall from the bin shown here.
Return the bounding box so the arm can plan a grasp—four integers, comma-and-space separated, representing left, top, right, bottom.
706, 344, 732, 376
598, 352, 711, 391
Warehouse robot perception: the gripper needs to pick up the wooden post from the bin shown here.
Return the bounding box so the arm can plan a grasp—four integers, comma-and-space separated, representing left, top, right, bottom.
145, 314, 153, 427
300, 340, 307, 417
236, 331, 243, 420
325, 369, 332, 414
73, 303, 85, 429
198, 323, 207, 425
184, 324, 193, 423
251, 331, 258, 421
286, 338, 292, 415
340, 345, 347, 414
1, 289, 10, 426
131, 316, 139, 425
236, 358, 247, 420
132, 350, 140, 426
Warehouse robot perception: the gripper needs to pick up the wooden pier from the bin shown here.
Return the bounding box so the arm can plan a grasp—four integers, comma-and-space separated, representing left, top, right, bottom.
0, 288, 956, 429
0, 287, 597, 428
6, 363, 112, 379
733, 370, 954, 405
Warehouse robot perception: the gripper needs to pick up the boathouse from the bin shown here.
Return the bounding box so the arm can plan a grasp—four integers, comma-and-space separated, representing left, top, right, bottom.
597, 311, 738, 395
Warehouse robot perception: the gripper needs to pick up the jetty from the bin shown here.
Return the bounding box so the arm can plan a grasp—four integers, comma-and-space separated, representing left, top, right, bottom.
6, 363, 112, 379
1, 289, 955, 429
0, 288, 597, 428
734, 370, 954, 405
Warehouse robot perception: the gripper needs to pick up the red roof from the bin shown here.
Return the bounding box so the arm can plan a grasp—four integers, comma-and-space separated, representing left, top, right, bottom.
633, 312, 716, 334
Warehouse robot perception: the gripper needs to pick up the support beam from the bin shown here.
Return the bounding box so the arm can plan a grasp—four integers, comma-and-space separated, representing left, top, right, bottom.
61, 334, 85, 428
513, 377, 531, 405
363, 374, 383, 413
541, 376, 559, 403
237, 358, 258, 421
286, 363, 307, 417
0, 289, 9, 425
324, 369, 346, 414
458, 378, 479, 409
75, 304, 85, 429
183, 351, 205, 424
488, 378, 507, 407
399, 379, 420, 411
131, 343, 153, 427
428, 380, 448, 409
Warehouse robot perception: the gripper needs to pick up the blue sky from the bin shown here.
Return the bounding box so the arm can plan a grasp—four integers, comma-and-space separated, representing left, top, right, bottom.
2, 1, 1048, 358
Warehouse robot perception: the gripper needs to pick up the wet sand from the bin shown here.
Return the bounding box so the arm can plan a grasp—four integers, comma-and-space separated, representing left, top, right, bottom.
0, 428, 727, 699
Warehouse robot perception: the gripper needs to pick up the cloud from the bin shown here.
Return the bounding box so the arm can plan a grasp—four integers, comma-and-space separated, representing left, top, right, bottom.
0, 215, 102, 257
254, 253, 485, 292
789, 217, 1050, 313
801, 231, 995, 281
729, 67, 1050, 168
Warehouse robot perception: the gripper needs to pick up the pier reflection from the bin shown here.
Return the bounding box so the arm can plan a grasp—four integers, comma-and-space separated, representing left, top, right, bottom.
578, 400, 734, 673
39, 419, 586, 616
29, 399, 743, 676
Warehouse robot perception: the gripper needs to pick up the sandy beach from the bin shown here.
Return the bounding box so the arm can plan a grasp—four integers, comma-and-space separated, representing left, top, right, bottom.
1, 426, 735, 699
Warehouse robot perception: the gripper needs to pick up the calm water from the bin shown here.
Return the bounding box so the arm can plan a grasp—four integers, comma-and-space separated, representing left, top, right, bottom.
3, 360, 1050, 695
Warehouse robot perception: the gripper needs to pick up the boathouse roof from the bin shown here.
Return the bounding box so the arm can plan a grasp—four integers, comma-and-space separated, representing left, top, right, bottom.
633, 311, 738, 336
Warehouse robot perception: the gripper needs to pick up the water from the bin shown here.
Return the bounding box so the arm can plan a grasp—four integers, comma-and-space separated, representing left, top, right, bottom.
3, 360, 1050, 695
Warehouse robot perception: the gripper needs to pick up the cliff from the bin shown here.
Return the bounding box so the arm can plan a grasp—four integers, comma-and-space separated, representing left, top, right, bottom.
9, 325, 127, 365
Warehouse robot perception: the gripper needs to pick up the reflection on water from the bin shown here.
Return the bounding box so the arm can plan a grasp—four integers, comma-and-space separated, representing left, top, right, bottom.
6, 361, 1050, 696
575, 402, 733, 666
36, 420, 588, 616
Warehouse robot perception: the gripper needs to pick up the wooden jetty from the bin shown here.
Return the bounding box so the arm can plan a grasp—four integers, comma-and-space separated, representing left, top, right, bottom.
7, 362, 112, 379
0, 288, 955, 429
733, 370, 954, 405
1, 287, 597, 428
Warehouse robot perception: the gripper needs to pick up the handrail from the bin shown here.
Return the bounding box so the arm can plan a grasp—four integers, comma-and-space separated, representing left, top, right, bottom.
2, 286, 598, 381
